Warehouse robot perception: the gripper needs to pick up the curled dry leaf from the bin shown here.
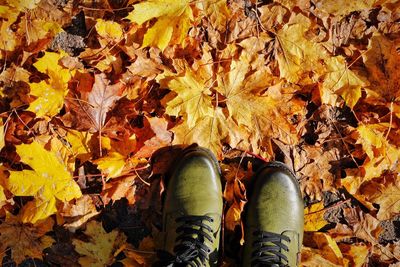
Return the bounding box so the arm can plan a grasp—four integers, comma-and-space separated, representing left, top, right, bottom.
101, 175, 137, 205
60, 195, 100, 232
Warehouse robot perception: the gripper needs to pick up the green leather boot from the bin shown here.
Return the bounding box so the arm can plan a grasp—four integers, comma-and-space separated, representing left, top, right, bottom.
242, 161, 304, 267
158, 145, 223, 267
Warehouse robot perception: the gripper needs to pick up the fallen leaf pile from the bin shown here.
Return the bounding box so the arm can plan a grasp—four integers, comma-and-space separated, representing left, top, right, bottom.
0, 0, 399, 266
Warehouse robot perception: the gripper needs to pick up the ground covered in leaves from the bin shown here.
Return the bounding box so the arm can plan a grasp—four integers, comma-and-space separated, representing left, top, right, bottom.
0, 0, 399, 266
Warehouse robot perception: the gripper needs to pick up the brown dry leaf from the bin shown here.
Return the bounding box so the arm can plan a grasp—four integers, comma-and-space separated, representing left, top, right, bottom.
60, 195, 100, 232
259, 4, 288, 30
72, 220, 127, 267
82, 74, 125, 132
363, 33, 400, 104
135, 117, 173, 158
224, 177, 246, 231
295, 145, 341, 201
332, 207, 382, 244
101, 175, 137, 205
0, 64, 30, 85
126, 51, 163, 80
0, 213, 54, 264
360, 174, 400, 220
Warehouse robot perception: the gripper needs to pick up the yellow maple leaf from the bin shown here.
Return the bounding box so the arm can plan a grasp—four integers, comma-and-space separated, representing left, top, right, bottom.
0, 185, 5, 204
19, 18, 62, 45
356, 124, 384, 160
27, 80, 67, 117
8, 141, 82, 223
0, 123, 4, 150
126, 0, 193, 50
0, 8, 20, 52
95, 54, 117, 72
313, 0, 376, 16
160, 48, 304, 157
216, 55, 277, 128
73, 220, 127, 267
196, 0, 230, 32
95, 19, 123, 41
275, 14, 327, 83
301, 247, 342, 267
339, 243, 370, 267
342, 124, 400, 193
0, 212, 54, 264
322, 56, 366, 109
356, 124, 400, 180
161, 67, 214, 128
33, 51, 72, 80
0, 163, 7, 206
65, 130, 93, 161
173, 108, 231, 158
6, 0, 41, 11
49, 130, 93, 168
215, 55, 302, 152
0, 24, 17, 51
304, 202, 329, 231
28, 51, 74, 118
95, 152, 126, 180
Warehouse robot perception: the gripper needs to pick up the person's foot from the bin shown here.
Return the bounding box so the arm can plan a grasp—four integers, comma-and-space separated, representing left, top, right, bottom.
158, 145, 223, 267
242, 161, 304, 267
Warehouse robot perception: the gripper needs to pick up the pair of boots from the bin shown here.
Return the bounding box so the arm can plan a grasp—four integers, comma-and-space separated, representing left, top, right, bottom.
156, 146, 304, 267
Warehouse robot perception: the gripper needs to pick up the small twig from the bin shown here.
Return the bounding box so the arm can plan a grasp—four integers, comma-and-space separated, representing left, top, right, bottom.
385, 101, 393, 141
306, 199, 351, 215
78, 5, 134, 12
124, 248, 157, 255
134, 167, 151, 186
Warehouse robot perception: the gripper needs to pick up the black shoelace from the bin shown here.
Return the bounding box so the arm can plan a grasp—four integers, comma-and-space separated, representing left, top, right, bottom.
157, 215, 215, 267
251, 231, 290, 267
